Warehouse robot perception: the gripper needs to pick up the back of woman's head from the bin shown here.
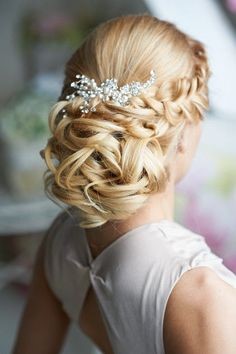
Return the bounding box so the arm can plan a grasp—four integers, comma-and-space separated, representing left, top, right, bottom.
41, 14, 211, 228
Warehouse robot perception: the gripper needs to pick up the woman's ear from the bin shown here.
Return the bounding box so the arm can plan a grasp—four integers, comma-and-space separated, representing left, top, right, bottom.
176, 120, 202, 156
176, 129, 186, 154
177, 140, 185, 154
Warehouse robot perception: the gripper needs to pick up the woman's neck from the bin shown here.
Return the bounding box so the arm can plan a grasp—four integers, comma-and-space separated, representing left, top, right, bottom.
84, 178, 175, 250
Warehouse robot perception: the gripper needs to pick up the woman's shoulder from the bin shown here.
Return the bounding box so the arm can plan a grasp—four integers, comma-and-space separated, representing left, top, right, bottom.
163, 263, 236, 354
43, 207, 79, 242
155, 219, 219, 260
42, 208, 79, 288
150, 221, 236, 353
48, 207, 76, 229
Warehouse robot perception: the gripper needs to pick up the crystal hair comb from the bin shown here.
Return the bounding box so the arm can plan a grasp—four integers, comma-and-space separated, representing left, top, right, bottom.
64, 69, 157, 113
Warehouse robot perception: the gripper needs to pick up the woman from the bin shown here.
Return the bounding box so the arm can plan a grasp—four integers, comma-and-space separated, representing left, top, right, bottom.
12, 14, 236, 354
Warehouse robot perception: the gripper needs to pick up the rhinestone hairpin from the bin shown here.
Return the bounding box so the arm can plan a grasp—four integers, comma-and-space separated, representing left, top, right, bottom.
64, 69, 157, 113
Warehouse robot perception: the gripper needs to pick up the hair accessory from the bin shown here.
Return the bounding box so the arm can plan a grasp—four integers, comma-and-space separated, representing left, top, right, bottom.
65, 69, 157, 113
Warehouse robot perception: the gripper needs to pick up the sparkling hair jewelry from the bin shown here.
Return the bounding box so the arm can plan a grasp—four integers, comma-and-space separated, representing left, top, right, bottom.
64, 69, 157, 114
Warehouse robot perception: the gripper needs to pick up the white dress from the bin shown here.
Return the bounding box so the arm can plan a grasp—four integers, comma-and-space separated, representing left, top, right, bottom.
43, 209, 236, 354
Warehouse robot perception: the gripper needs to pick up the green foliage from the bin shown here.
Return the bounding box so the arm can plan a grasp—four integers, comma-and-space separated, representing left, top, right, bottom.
0, 90, 54, 143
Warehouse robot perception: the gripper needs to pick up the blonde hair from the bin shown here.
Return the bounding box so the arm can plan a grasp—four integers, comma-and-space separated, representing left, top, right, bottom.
41, 14, 211, 229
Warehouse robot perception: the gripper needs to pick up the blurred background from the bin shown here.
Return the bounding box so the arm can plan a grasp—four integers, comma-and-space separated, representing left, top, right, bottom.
0, 0, 235, 353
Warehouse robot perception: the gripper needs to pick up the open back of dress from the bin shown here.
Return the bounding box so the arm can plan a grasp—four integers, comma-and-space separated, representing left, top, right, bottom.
43, 209, 236, 354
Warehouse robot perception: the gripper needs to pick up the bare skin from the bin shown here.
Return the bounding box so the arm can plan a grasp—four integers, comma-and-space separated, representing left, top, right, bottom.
12, 121, 236, 354
163, 266, 236, 354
